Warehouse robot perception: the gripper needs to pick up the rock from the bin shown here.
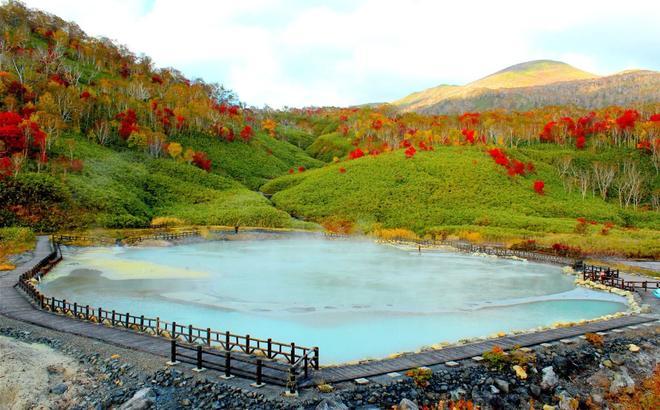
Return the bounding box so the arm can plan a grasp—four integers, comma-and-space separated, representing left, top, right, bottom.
489, 385, 500, 394
628, 344, 640, 353
542, 405, 556, 410
590, 393, 603, 404
450, 387, 467, 401
47, 365, 65, 375
541, 366, 559, 390
529, 384, 541, 397
513, 365, 527, 380
558, 392, 579, 410
398, 398, 419, 410
610, 353, 625, 366
602, 359, 613, 368
494, 379, 509, 394
51, 383, 68, 395
119, 388, 155, 410
610, 367, 635, 395
315, 399, 349, 410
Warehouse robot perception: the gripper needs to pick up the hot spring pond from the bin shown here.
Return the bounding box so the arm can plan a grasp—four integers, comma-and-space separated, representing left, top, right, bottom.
40, 234, 627, 363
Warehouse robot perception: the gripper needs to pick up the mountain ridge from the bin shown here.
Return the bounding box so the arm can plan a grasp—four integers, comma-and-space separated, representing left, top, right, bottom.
394, 60, 659, 114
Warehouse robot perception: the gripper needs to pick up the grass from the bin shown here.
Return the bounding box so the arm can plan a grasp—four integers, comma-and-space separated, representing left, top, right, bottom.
0, 227, 35, 270
170, 132, 324, 190
262, 145, 660, 257
0, 133, 315, 230
306, 132, 354, 162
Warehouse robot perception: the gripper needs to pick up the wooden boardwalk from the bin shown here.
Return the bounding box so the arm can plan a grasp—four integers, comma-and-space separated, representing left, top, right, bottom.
1, 236, 658, 388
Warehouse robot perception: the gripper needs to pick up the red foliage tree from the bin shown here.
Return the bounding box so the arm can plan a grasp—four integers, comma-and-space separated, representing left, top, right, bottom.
405, 146, 416, 158
116, 109, 139, 140
192, 151, 212, 171
240, 125, 253, 142
349, 148, 364, 159
615, 109, 639, 131
533, 180, 545, 195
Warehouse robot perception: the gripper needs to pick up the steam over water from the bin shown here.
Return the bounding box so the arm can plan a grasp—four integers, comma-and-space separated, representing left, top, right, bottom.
40, 234, 626, 363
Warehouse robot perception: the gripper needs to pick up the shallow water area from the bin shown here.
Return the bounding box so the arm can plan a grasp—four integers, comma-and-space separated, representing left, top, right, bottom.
40, 233, 627, 363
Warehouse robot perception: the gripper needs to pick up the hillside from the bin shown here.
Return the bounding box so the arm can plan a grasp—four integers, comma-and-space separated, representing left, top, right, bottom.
262, 145, 660, 257
395, 60, 660, 114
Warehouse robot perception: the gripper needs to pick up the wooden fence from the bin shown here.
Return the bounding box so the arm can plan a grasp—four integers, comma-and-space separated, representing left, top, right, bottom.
170, 340, 316, 392
15, 238, 318, 390
578, 263, 660, 292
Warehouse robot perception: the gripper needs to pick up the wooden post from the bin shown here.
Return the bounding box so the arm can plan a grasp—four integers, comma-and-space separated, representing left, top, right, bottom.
314, 347, 319, 370
73, 302, 77, 317
225, 331, 230, 350
304, 355, 308, 378
256, 359, 263, 385
111, 310, 116, 326
140, 315, 144, 331
288, 368, 297, 394
224, 352, 231, 378
172, 321, 177, 339
156, 317, 160, 335
246, 335, 251, 354
267, 338, 273, 359
196, 345, 203, 370
62, 299, 67, 313
290, 343, 296, 364
98, 307, 103, 323
51, 296, 55, 311
206, 328, 211, 346
188, 325, 193, 343
125, 312, 130, 328
170, 340, 177, 363
85, 305, 90, 320
40, 294, 44, 309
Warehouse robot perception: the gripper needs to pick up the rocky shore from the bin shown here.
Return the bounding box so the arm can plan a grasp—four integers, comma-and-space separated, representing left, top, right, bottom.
0, 312, 657, 410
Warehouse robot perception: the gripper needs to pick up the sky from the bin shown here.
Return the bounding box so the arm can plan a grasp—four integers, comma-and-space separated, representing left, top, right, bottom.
21, 0, 660, 108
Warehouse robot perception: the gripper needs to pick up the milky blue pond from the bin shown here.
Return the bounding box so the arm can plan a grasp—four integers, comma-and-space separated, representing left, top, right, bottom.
40, 234, 626, 363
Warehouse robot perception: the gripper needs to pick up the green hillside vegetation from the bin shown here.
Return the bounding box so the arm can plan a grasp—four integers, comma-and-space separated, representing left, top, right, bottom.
169, 132, 323, 190
0, 134, 313, 230
263, 145, 660, 257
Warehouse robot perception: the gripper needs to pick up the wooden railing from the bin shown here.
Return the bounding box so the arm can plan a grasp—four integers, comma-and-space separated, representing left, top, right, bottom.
416, 239, 576, 265
578, 263, 660, 292
14, 238, 319, 390
170, 339, 315, 392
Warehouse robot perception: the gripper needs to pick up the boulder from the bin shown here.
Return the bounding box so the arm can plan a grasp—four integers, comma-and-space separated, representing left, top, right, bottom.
494, 378, 509, 394
541, 367, 559, 390
610, 353, 625, 366
119, 388, 155, 410
628, 344, 640, 353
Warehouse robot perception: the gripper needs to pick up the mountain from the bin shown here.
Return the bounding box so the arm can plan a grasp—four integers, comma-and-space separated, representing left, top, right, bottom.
394, 60, 660, 114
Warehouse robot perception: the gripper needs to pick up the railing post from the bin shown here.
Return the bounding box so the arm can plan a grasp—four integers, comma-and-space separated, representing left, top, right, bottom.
267, 338, 273, 359
111, 310, 116, 326
51, 296, 55, 311
73, 302, 77, 317
40, 294, 44, 309
288, 368, 297, 395
156, 317, 160, 335
140, 315, 144, 331
125, 312, 130, 328
196, 345, 203, 371
246, 335, 251, 354
207, 328, 211, 346
225, 331, 230, 350
85, 305, 90, 320
98, 307, 103, 323
188, 325, 193, 343
290, 342, 296, 364
223, 352, 232, 379
314, 347, 319, 370
304, 355, 308, 378
167, 339, 178, 365
256, 359, 263, 386
172, 321, 177, 339
62, 299, 67, 313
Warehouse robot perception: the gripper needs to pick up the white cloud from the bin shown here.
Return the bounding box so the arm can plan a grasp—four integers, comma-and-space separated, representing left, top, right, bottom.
20, 0, 660, 107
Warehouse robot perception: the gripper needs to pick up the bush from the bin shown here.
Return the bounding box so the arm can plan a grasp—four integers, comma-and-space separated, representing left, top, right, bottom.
482, 346, 508, 371
405, 367, 432, 388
